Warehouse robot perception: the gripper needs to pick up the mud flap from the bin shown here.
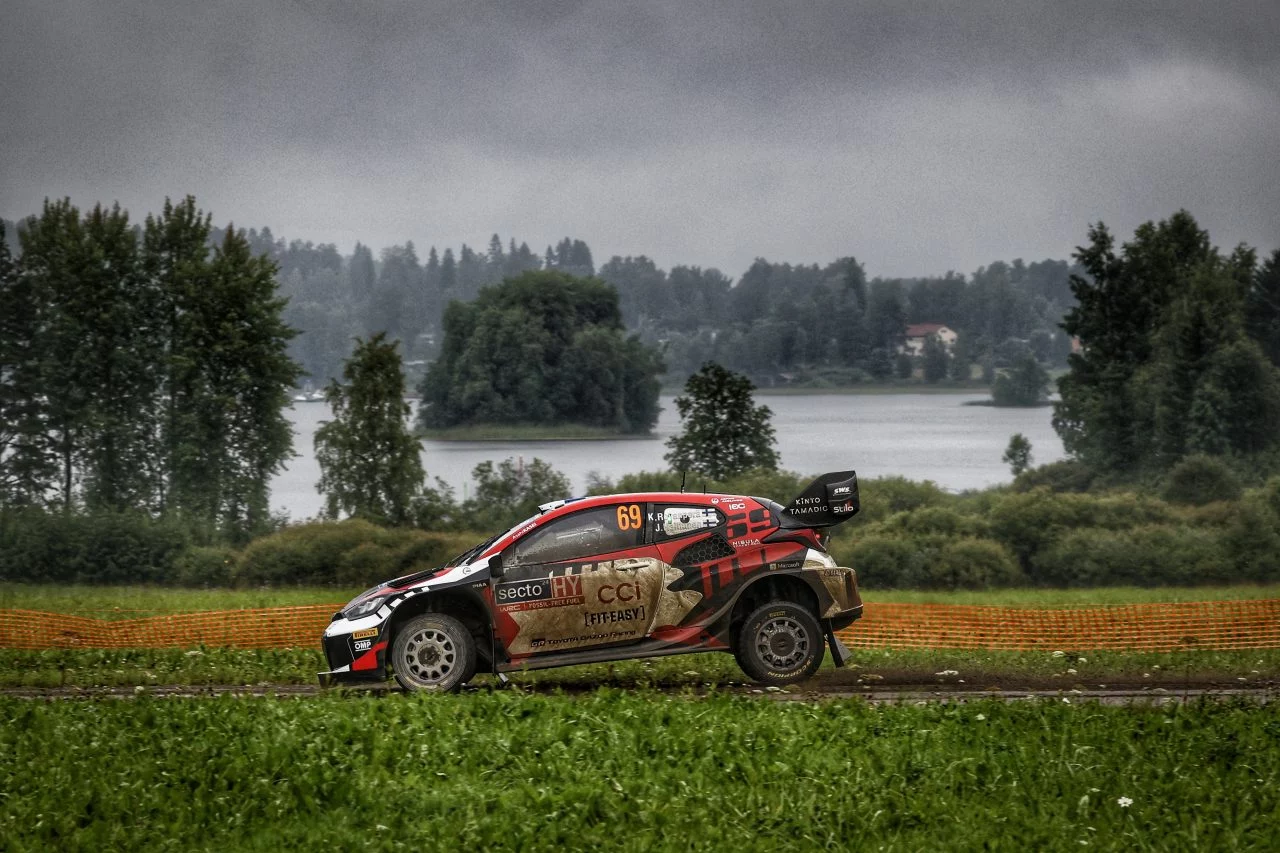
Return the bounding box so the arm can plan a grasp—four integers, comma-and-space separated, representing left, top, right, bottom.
825, 626, 853, 668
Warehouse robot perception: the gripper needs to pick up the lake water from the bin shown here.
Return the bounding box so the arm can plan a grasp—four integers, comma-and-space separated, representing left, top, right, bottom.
270, 393, 1066, 521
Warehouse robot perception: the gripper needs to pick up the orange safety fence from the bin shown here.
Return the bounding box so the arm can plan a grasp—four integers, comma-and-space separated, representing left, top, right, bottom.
0, 599, 1277, 653
834, 599, 1280, 652
0, 605, 340, 650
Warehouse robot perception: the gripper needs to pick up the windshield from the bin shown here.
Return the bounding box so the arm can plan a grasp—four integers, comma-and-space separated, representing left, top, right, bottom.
444, 531, 504, 568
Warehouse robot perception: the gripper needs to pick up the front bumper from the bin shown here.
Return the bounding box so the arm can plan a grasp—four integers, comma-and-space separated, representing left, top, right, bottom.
317, 613, 391, 687
827, 604, 863, 633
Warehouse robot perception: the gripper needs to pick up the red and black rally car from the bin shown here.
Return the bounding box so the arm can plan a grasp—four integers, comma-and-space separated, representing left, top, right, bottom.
319, 471, 863, 691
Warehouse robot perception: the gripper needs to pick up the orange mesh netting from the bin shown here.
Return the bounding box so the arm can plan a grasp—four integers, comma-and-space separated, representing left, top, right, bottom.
0, 599, 1277, 652
0, 605, 340, 650
834, 599, 1280, 652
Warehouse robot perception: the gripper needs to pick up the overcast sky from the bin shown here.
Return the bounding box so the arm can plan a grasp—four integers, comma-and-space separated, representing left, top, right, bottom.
4, 0, 1278, 278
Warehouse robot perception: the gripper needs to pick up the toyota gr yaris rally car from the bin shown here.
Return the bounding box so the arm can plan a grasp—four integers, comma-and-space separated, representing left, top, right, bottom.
319, 471, 863, 691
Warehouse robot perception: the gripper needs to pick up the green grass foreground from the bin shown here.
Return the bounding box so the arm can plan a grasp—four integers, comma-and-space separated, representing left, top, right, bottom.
1, 693, 1277, 851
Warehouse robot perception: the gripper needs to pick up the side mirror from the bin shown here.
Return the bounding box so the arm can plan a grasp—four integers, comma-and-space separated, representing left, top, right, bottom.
489, 552, 504, 577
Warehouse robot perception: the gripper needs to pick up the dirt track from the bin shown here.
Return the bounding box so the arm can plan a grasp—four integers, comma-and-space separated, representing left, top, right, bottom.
5, 667, 1276, 705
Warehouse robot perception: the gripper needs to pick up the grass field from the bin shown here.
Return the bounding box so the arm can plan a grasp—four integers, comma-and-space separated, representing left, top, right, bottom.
5, 582, 1279, 617
1, 692, 1276, 851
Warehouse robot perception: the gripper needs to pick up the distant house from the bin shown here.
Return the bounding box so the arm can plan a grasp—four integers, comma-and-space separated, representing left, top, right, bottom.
901, 323, 958, 356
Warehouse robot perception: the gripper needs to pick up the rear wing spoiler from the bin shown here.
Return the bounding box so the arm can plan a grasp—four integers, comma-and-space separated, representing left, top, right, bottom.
778, 470, 860, 529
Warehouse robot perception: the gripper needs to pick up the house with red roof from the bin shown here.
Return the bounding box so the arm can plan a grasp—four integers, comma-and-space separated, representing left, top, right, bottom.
901, 323, 958, 356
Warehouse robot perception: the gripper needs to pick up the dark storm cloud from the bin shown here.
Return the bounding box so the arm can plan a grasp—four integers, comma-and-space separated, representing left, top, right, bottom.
3, 1, 1278, 277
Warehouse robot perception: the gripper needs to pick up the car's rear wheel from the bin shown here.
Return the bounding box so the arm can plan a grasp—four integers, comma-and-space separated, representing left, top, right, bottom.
734, 601, 825, 685
391, 613, 476, 693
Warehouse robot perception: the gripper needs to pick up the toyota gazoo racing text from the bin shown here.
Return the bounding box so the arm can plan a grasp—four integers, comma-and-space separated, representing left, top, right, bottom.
319, 471, 863, 691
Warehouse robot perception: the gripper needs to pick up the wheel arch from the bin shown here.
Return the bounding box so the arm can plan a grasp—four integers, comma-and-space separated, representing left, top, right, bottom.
727, 573, 821, 637
387, 588, 494, 672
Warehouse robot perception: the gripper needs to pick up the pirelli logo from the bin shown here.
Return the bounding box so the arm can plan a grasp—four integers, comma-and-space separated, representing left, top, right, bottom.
351, 628, 378, 640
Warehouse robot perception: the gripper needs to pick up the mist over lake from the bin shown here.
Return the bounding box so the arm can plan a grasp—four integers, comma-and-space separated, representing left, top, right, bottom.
271, 393, 1064, 521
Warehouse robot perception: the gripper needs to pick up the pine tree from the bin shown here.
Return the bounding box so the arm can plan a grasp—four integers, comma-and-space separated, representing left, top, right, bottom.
315, 333, 424, 525
664, 362, 778, 480
0, 221, 53, 504
1247, 249, 1280, 367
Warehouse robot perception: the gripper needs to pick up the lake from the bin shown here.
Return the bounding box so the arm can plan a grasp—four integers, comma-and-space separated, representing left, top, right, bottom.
270, 393, 1066, 521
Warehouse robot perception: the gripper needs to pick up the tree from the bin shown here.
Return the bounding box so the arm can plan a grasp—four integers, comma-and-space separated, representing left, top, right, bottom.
197, 226, 301, 536
922, 334, 950, 382
992, 353, 1050, 406
1055, 211, 1280, 473
1246, 249, 1280, 366
144, 200, 300, 537
315, 333, 424, 525
664, 362, 778, 479
0, 220, 53, 505
1003, 433, 1033, 476
418, 270, 663, 433
459, 457, 570, 531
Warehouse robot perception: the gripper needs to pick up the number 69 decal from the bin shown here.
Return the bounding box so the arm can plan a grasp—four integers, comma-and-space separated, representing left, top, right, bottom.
616, 504, 643, 531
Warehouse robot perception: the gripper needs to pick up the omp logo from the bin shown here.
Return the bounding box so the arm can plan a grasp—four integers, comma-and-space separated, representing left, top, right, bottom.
496, 575, 585, 612
598, 581, 642, 604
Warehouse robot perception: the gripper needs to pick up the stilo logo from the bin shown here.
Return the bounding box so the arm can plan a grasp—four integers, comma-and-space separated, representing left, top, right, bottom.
496, 575, 585, 611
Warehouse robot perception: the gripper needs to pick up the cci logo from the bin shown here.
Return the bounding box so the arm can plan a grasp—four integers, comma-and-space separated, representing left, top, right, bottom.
598, 581, 641, 604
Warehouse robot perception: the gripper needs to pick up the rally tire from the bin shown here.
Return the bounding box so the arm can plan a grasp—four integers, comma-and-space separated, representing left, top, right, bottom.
391, 613, 477, 693
734, 601, 825, 685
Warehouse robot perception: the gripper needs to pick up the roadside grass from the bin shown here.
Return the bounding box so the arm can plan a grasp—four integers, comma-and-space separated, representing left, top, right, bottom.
5, 582, 1278, 617
2, 647, 1276, 690
2, 692, 1277, 851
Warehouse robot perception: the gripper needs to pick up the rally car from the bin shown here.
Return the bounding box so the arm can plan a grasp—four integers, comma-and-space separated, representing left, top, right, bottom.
319, 471, 863, 691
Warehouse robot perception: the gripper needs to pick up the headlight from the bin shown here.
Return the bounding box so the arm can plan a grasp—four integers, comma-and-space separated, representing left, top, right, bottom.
343, 594, 388, 621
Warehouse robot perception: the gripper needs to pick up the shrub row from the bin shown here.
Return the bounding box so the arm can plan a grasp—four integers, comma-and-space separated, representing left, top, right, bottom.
830, 476, 1280, 589
0, 510, 479, 588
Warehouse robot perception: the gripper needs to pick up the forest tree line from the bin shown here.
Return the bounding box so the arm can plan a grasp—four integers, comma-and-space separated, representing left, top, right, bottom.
5, 214, 1083, 388
0, 198, 298, 539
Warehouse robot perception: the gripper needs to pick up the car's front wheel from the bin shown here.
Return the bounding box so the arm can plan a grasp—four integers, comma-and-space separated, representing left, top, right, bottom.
734, 601, 825, 685
391, 613, 476, 693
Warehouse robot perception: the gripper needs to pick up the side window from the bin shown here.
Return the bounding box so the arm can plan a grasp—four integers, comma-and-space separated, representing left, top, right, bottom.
652, 504, 723, 543
509, 504, 645, 566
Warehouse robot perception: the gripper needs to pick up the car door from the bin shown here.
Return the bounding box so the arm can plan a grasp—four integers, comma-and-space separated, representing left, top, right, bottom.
494, 503, 664, 657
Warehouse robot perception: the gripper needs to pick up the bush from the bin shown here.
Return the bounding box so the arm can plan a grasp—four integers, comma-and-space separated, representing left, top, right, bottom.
845, 535, 932, 589
988, 490, 1174, 575
1032, 525, 1227, 587
0, 509, 193, 584
856, 476, 951, 524
1012, 460, 1097, 493
1161, 454, 1243, 506
172, 546, 236, 587
880, 506, 991, 539
233, 520, 477, 587
846, 533, 1022, 590
931, 539, 1024, 589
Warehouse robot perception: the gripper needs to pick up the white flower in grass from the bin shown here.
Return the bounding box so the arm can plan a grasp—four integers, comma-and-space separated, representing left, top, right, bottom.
1117, 797, 1133, 808
975, 713, 986, 721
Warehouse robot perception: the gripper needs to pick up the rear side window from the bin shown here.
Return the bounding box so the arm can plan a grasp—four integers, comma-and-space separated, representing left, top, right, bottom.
652, 504, 723, 543
509, 504, 645, 566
